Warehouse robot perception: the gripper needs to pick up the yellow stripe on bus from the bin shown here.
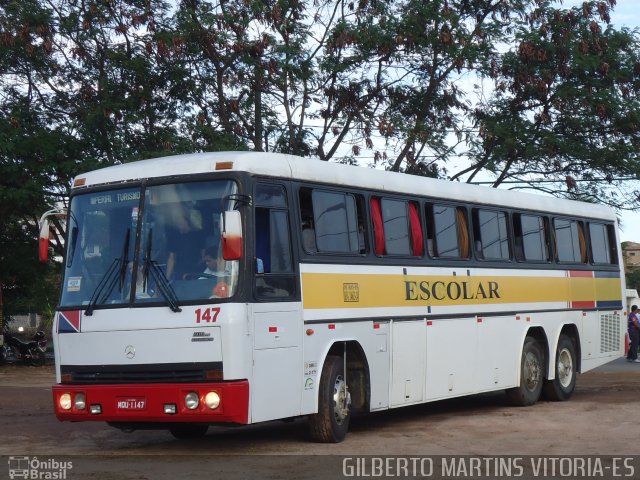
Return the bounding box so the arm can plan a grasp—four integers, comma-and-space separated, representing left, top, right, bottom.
301, 273, 621, 309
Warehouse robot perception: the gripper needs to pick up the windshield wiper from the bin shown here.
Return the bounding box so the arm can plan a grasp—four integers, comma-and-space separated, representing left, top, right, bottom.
85, 229, 130, 316
66, 226, 78, 268
142, 228, 181, 313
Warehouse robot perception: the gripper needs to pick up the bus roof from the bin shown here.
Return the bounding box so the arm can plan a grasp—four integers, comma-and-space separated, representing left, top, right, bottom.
76, 151, 616, 221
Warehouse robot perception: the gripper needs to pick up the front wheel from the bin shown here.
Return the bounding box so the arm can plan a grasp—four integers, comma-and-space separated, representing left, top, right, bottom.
542, 334, 577, 401
506, 336, 544, 406
308, 355, 351, 443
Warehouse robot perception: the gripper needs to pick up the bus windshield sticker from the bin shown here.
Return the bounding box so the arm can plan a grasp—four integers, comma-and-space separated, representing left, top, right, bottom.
67, 277, 82, 292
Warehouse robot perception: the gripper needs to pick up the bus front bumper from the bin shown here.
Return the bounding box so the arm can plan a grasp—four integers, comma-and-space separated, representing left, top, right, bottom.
52, 381, 249, 424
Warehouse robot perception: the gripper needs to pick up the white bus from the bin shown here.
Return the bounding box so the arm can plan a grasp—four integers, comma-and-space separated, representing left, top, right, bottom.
43, 151, 625, 442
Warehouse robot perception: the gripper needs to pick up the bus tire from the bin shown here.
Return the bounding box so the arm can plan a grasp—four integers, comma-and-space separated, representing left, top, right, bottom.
542, 334, 577, 401
169, 423, 208, 439
308, 355, 351, 443
506, 336, 544, 406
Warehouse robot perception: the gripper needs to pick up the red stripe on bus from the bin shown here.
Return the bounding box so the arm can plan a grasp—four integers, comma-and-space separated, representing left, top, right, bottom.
568, 270, 594, 278
571, 301, 596, 309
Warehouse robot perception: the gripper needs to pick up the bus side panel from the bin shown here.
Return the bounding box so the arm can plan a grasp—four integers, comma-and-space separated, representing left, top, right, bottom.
390, 320, 425, 407
580, 309, 624, 372
425, 317, 478, 401
250, 304, 303, 423
474, 315, 521, 392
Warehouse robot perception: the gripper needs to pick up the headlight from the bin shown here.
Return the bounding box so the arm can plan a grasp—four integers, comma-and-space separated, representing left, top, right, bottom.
59, 393, 72, 410
204, 391, 220, 410
185, 392, 199, 410
74, 393, 86, 410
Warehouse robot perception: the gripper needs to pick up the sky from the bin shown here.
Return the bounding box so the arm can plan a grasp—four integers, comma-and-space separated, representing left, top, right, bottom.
561, 0, 640, 242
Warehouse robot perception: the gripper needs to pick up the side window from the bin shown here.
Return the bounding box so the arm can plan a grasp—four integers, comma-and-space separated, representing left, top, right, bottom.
381, 198, 410, 255
370, 198, 423, 257
426, 204, 470, 259
254, 183, 295, 299
589, 222, 617, 264
554, 218, 587, 263
473, 209, 510, 260
299, 188, 366, 254
513, 213, 549, 262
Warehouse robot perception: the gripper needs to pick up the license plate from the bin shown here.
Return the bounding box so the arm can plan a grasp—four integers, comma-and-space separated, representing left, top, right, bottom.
116, 398, 146, 410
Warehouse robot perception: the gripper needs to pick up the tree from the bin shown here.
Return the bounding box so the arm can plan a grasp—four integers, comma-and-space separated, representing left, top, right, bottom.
467, 0, 640, 209
0, 0, 72, 317
0, 0, 193, 316
316, 0, 533, 174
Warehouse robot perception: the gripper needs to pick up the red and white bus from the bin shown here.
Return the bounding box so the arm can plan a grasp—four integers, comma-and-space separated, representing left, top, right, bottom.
42, 152, 625, 442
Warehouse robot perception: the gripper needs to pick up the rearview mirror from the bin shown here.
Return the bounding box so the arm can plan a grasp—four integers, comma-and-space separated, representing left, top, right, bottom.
222, 210, 243, 260
38, 218, 50, 263
38, 208, 67, 263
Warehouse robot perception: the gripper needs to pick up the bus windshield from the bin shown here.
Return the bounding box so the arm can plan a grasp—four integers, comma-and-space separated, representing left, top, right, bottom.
60, 180, 239, 309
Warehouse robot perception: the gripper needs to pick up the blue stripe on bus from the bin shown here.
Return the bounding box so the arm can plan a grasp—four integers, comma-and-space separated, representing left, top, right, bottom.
597, 300, 623, 309
594, 271, 621, 278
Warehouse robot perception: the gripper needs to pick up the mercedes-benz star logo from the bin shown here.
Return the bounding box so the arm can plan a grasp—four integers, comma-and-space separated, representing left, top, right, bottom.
124, 345, 136, 359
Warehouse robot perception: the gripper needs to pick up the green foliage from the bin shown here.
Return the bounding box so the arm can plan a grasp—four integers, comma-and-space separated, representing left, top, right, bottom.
469, 0, 640, 207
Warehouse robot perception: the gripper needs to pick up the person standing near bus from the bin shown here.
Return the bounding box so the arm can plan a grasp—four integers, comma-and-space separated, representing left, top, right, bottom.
627, 305, 640, 362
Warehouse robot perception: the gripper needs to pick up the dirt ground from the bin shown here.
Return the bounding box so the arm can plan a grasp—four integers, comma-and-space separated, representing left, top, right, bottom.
1, 359, 639, 479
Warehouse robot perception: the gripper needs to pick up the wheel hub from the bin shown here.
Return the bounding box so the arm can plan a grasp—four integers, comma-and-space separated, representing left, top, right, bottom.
524, 351, 541, 391
557, 348, 573, 388
332, 374, 351, 424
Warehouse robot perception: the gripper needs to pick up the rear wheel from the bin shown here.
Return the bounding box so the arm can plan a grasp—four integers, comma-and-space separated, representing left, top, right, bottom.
507, 336, 544, 406
29, 348, 45, 366
169, 423, 208, 439
542, 334, 577, 401
308, 355, 351, 443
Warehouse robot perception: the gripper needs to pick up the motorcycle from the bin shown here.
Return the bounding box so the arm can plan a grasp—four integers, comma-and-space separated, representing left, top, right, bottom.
1, 322, 47, 366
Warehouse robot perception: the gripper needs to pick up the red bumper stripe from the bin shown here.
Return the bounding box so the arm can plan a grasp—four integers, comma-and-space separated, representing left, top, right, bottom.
52, 381, 249, 424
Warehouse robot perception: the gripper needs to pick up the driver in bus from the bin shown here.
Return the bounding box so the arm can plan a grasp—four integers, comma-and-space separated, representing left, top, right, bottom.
199, 246, 231, 298
201, 247, 228, 278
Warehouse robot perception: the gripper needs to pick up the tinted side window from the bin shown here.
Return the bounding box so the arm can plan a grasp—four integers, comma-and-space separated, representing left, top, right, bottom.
430, 204, 458, 257
255, 183, 287, 208
426, 204, 469, 258
381, 198, 410, 255
300, 188, 364, 254
514, 214, 549, 262
589, 222, 614, 264
554, 218, 586, 263
255, 183, 295, 299
474, 209, 510, 260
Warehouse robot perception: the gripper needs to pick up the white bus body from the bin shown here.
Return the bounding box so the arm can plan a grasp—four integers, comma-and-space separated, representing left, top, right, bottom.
50, 152, 625, 441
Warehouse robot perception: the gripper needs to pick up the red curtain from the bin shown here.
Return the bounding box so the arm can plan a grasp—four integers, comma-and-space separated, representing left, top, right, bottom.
408, 202, 424, 256
370, 197, 385, 255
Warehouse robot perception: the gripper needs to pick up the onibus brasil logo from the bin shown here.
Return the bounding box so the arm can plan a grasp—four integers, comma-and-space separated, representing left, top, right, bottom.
8, 456, 73, 479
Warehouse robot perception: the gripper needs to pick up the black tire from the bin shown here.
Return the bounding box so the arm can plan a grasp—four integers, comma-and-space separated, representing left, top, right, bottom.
169, 423, 208, 439
29, 349, 45, 367
308, 355, 351, 443
542, 334, 577, 401
506, 336, 544, 406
